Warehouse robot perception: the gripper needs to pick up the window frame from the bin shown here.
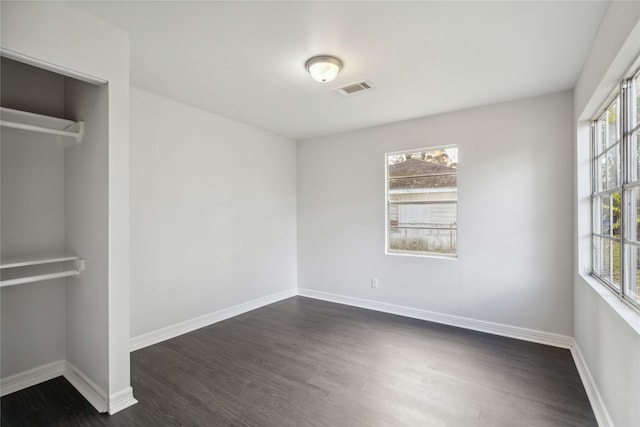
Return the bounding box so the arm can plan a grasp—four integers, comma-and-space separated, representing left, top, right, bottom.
591, 69, 640, 312
385, 145, 458, 259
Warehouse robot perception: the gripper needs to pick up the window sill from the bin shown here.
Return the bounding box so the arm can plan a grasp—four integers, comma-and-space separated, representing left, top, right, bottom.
386, 250, 457, 260
579, 273, 640, 336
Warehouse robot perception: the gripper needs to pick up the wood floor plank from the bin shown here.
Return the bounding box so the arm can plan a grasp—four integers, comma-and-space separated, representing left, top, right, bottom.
1, 296, 597, 426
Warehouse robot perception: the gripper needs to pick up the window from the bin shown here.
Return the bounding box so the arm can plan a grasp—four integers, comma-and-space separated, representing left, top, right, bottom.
386, 146, 458, 257
591, 70, 640, 310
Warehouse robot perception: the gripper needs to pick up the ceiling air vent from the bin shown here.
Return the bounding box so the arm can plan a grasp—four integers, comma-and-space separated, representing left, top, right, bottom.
333, 81, 373, 96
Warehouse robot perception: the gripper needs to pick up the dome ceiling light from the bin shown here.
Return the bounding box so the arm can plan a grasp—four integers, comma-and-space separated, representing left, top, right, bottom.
305, 55, 343, 83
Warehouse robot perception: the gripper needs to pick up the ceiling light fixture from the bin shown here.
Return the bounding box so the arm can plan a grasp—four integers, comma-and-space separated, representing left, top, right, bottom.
305, 55, 343, 83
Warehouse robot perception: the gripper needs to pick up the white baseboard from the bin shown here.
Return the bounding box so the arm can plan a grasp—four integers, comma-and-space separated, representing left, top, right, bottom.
297, 288, 574, 349
63, 361, 108, 413
0, 288, 610, 426
109, 386, 137, 414
0, 360, 65, 397
570, 341, 613, 427
0, 359, 109, 414
130, 288, 297, 351
298, 289, 619, 423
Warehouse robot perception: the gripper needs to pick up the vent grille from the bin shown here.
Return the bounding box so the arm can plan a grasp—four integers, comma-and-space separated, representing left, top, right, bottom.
333, 81, 372, 96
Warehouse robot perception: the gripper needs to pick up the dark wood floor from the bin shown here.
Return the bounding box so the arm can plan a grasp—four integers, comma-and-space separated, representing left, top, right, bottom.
2, 296, 596, 426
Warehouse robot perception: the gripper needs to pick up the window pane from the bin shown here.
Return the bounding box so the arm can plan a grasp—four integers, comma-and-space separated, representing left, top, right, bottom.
389, 227, 457, 255
387, 148, 458, 170
602, 194, 611, 237
601, 238, 621, 290
593, 196, 602, 235
624, 244, 640, 305
612, 191, 621, 239
595, 155, 605, 192
388, 204, 398, 227
606, 146, 620, 189
632, 131, 640, 183
603, 238, 612, 284
613, 239, 621, 288
596, 116, 606, 155
625, 187, 640, 242
634, 75, 640, 130
606, 98, 620, 148
392, 203, 457, 228
388, 175, 457, 195
593, 236, 602, 276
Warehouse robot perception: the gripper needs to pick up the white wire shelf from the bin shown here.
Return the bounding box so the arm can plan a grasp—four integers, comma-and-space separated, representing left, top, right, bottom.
0, 107, 84, 145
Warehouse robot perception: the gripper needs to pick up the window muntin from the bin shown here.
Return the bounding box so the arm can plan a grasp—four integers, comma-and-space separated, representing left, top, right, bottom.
386, 146, 458, 257
591, 74, 640, 309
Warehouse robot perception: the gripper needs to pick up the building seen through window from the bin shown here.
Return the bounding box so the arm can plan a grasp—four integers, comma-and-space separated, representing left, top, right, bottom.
386, 146, 458, 257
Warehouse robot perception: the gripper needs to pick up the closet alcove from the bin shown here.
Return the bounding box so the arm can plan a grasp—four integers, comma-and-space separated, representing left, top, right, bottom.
0, 57, 110, 411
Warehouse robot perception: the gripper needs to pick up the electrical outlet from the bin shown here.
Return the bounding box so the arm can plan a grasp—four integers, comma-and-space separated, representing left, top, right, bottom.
371, 278, 379, 289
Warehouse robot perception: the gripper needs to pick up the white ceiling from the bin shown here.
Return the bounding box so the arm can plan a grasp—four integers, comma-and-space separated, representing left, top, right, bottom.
71, 1, 608, 140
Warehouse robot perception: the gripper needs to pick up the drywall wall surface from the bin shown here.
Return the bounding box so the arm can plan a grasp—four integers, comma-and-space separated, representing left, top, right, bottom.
298, 91, 574, 336
64, 79, 109, 399
0, 57, 65, 117
574, 2, 640, 121
573, 2, 640, 425
130, 87, 297, 337
1, 60, 67, 378
574, 282, 640, 425
0, 130, 67, 378
1, 1, 133, 409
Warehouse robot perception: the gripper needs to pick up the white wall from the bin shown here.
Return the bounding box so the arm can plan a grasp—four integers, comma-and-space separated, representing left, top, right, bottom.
573, 2, 640, 426
64, 78, 110, 402
298, 91, 574, 336
130, 87, 297, 338
1, 59, 67, 378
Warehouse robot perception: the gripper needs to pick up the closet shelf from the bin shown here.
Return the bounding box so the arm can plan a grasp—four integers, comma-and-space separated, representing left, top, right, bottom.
0, 253, 85, 288
0, 107, 84, 145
